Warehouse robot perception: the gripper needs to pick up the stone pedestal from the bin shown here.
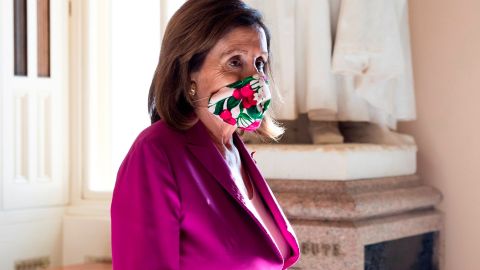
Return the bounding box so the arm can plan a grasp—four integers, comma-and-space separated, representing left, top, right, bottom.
267, 175, 444, 270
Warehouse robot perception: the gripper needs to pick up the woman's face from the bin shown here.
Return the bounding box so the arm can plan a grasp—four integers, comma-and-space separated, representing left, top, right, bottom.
190, 26, 269, 106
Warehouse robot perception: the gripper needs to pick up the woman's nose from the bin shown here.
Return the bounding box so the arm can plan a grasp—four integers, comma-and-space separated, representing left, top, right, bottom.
241, 63, 262, 78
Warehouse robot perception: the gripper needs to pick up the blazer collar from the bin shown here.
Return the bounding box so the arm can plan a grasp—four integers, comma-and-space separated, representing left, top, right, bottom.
184, 120, 300, 267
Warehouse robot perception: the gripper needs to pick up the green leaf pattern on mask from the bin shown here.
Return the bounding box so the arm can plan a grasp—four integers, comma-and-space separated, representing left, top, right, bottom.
237, 112, 253, 127
226, 76, 256, 89
213, 98, 225, 115
246, 104, 262, 119
227, 96, 241, 110
209, 75, 270, 129
262, 99, 270, 112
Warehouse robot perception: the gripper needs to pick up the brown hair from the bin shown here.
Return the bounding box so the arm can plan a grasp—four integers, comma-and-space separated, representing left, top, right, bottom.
148, 0, 285, 141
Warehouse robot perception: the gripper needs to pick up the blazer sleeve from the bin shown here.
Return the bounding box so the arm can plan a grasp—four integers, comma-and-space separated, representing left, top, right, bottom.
110, 137, 182, 270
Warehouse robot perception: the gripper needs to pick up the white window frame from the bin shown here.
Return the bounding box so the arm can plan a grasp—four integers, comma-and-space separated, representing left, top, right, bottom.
69, 0, 110, 207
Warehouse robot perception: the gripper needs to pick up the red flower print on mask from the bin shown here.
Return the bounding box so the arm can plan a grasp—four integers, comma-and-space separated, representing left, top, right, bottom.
240, 84, 254, 97
219, 109, 236, 125
232, 84, 257, 109
233, 89, 242, 100
242, 95, 257, 109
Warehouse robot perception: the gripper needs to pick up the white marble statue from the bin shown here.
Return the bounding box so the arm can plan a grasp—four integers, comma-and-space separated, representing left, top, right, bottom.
244, 0, 416, 145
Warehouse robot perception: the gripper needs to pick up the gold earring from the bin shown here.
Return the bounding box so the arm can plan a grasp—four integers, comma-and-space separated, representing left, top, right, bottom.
190, 82, 197, 96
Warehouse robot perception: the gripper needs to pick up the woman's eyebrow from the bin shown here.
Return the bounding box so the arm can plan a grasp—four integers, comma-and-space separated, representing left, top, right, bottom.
220, 49, 268, 59
220, 49, 248, 59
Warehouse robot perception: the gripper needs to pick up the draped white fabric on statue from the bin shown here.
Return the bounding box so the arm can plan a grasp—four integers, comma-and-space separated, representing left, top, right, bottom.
245, 0, 416, 130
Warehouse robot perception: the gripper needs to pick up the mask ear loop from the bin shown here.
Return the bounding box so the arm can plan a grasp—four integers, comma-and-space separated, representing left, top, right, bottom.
191, 96, 209, 106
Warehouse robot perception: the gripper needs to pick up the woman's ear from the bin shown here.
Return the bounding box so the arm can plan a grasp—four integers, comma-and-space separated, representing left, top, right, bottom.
189, 80, 198, 97
189, 70, 199, 85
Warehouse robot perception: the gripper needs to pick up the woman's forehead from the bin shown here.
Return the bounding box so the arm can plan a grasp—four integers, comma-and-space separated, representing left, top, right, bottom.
212, 26, 268, 56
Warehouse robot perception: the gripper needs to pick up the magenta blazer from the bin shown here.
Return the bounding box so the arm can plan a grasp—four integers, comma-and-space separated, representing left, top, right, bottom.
110, 119, 301, 270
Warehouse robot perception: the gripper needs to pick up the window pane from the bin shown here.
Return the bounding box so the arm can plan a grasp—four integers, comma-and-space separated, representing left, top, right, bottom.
37, 0, 50, 77
14, 0, 28, 76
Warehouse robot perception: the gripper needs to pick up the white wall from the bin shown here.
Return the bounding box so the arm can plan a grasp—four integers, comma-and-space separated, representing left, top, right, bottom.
0, 208, 64, 269
398, 0, 480, 269
62, 215, 111, 264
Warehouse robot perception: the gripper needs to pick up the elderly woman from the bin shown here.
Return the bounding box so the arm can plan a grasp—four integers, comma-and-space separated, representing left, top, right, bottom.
110, 1, 301, 269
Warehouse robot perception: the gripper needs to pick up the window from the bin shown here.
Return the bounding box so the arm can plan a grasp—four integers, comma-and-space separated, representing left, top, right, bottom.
73, 0, 185, 197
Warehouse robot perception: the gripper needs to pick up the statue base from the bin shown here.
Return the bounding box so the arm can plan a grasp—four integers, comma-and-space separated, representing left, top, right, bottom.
268, 175, 445, 270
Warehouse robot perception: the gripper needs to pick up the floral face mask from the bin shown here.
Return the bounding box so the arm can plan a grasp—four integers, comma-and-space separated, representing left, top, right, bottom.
197, 74, 271, 131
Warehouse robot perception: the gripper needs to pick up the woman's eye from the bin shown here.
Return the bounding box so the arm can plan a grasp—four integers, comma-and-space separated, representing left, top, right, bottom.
228, 58, 242, 68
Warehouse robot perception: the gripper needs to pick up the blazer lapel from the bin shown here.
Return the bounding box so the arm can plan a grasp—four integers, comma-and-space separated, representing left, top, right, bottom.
184, 120, 284, 260
184, 120, 247, 207
232, 131, 301, 266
